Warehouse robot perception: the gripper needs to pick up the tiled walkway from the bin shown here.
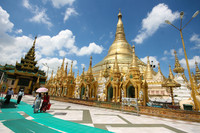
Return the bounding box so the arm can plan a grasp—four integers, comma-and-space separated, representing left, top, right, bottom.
1, 95, 200, 133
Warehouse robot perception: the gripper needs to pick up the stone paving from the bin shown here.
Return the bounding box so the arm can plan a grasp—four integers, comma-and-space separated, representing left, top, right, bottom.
1, 95, 200, 133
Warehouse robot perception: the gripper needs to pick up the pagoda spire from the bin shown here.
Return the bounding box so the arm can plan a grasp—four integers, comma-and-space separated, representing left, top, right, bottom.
146, 56, 153, 80
113, 9, 127, 43
64, 62, 68, 78
61, 57, 65, 72
103, 10, 132, 61
81, 66, 85, 80
131, 45, 138, 68
68, 61, 73, 76
87, 56, 93, 75
173, 50, 184, 73
169, 65, 174, 79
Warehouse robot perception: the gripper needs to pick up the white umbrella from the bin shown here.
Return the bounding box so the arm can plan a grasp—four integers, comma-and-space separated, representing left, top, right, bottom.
36, 87, 48, 93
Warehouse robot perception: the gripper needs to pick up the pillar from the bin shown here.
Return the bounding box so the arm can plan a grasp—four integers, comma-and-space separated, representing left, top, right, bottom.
14, 78, 19, 93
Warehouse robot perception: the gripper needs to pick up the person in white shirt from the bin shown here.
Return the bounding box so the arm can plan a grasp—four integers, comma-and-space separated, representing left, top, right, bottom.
4, 87, 14, 104
17, 89, 24, 104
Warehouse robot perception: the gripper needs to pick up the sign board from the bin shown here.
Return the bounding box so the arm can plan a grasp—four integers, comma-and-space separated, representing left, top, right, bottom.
122, 97, 139, 116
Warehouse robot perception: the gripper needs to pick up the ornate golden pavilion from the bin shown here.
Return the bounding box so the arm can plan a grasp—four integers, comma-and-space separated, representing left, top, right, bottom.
46, 11, 149, 105
0, 37, 46, 94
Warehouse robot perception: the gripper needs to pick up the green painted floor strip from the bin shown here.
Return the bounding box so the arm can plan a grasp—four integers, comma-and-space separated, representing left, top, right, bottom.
3, 119, 61, 133
0, 98, 112, 133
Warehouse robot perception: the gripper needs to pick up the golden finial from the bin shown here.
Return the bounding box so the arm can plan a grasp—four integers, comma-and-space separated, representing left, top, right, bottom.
173, 50, 184, 73
68, 61, 73, 76
87, 56, 93, 75
146, 56, 153, 80
118, 8, 122, 18
158, 63, 161, 73
169, 65, 174, 79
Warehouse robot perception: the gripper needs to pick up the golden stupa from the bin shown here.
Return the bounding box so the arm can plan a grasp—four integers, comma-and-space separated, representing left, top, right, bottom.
93, 10, 147, 78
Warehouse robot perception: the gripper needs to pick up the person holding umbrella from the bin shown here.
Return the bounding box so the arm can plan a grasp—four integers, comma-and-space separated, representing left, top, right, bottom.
33, 87, 48, 113
40, 92, 50, 112
33, 93, 42, 113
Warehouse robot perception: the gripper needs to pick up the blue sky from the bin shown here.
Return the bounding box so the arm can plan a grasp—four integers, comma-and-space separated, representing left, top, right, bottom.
0, 0, 200, 79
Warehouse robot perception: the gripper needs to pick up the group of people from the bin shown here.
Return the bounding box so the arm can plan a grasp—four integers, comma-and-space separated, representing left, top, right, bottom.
33, 92, 50, 113
4, 87, 50, 113
4, 87, 24, 104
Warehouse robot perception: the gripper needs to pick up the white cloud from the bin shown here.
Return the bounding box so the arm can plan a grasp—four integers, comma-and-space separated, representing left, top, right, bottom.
50, 0, 75, 8
29, 9, 52, 28
23, 0, 31, 9
0, 6, 14, 33
77, 42, 103, 56
0, 36, 33, 65
64, 8, 78, 22
180, 56, 200, 69
161, 57, 167, 61
0, 6, 103, 68
133, 3, 179, 44
15, 29, 23, 34
23, 0, 52, 28
140, 56, 159, 67
59, 50, 67, 57
163, 48, 183, 56
81, 64, 86, 69
190, 33, 200, 49
37, 57, 78, 78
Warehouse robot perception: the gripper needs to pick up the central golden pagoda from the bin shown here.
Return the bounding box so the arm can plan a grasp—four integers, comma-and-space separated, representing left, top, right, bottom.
93, 10, 147, 78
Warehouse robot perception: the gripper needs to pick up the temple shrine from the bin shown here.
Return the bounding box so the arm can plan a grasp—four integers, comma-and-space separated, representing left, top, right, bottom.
0, 37, 46, 94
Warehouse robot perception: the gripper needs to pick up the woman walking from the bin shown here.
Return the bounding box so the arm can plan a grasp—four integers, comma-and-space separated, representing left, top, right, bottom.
40, 92, 50, 112
4, 87, 14, 104
33, 93, 42, 113
17, 89, 24, 104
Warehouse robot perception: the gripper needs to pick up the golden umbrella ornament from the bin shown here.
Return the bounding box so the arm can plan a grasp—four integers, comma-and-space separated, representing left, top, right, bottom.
162, 76, 181, 105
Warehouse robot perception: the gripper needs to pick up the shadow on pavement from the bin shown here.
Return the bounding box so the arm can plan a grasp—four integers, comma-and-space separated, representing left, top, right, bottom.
0, 101, 17, 108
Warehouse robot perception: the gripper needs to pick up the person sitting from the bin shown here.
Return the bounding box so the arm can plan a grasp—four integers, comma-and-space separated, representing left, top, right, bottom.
40, 92, 50, 112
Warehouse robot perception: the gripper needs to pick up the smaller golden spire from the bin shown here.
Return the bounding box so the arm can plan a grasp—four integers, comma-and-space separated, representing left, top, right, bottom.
173, 50, 184, 73
87, 56, 93, 75
81, 66, 85, 80
169, 65, 174, 79
65, 62, 68, 77
131, 45, 138, 68
146, 56, 153, 80
68, 61, 73, 76
61, 57, 65, 72
158, 63, 161, 73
